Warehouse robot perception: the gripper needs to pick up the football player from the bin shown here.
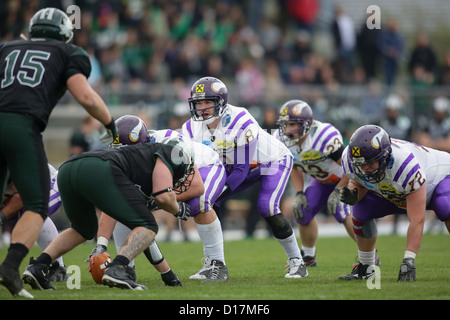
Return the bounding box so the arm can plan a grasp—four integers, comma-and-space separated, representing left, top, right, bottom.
1, 164, 68, 282
22, 138, 202, 290
0, 8, 117, 298
339, 125, 450, 281
275, 100, 356, 266
92, 115, 228, 282
182, 77, 308, 278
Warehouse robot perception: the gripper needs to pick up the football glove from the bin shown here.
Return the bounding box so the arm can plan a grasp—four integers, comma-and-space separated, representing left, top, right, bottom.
99, 118, 119, 144
86, 244, 107, 262
327, 188, 342, 215
292, 191, 309, 220
339, 186, 359, 205
398, 258, 416, 282
174, 201, 191, 221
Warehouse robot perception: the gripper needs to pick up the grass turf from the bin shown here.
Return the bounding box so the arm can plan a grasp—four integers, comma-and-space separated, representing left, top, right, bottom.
0, 233, 449, 301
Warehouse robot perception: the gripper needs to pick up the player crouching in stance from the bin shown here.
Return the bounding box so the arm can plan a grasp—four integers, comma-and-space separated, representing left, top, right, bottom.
22, 139, 203, 290
182, 77, 307, 278
338, 125, 450, 281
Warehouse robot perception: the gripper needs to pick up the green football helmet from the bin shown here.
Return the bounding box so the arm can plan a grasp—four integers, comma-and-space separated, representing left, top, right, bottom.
29, 8, 73, 43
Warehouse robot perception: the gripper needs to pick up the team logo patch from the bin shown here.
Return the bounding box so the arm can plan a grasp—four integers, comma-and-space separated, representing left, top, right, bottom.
222, 114, 231, 127
280, 107, 288, 116
371, 130, 384, 149
292, 104, 302, 116
211, 81, 226, 93
351, 147, 361, 156
195, 84, 205, 93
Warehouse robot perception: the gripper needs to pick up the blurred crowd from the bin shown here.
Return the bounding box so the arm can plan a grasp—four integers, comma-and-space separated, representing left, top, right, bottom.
2, 0, 450, 144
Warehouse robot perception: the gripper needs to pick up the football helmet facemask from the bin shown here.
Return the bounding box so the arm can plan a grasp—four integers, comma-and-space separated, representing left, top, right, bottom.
188, 77, 228, 125
277, 100, 313, 147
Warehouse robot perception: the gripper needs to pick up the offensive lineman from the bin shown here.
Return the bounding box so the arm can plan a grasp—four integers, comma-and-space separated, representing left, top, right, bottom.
182, 77, 308, 278
0, 8, 117, 298
339, 125, 450, 281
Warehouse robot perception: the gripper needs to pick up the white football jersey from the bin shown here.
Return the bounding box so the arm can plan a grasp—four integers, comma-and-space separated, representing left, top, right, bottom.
342, 138, 450, 208
149, 129, 219, 168
182, 104, 291, 166
274, 120, 344, 184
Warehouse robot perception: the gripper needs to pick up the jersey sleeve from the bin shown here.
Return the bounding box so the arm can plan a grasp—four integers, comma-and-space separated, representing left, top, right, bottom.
64, 44, 91, 81
312, 124, 343, 157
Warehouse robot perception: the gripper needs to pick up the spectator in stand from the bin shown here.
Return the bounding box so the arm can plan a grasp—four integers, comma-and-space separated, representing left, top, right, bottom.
408, 33, 437, 78
379, 18, 404, 87
357, 12, 381, 82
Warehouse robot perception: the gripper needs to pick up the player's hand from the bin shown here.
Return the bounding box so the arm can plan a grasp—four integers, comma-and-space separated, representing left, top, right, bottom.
339, 186, 359, 205
398, 258, 416, 282
174, 202, 190, 221
86, 244, 107, 262
100, 118, 118, 144
292, 191, 308, 219
327, 188, 342, 215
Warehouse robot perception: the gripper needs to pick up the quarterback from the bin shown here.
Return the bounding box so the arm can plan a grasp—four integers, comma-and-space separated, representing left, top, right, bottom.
182, 76, 307, 278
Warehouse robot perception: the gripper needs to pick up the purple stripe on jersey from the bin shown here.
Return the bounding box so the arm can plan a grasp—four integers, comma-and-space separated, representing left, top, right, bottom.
186, 119, 193, 138
312, 124, 333, 149
319, 131, 338, 153
226, 111, 246, 134
402, 164, 420, 189
393, 153, 414, 182
273, 155, 293, 213
235, 119, 254, 140
204, 165, 223, 208
165, 130, 173, 137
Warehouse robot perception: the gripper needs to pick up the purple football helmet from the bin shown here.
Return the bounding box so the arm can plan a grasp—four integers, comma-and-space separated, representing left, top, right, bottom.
113, 115, 150, 147
188, 77, 228, 124
277, 100, 314, 147
348, 125, 392, 183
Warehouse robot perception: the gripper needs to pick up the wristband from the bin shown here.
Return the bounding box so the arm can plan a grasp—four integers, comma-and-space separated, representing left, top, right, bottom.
97, 236, 109, 248
105, 118, 115, 131
152, 187, 173, 197
404, 250, 416, 259
296, 191, 304, 196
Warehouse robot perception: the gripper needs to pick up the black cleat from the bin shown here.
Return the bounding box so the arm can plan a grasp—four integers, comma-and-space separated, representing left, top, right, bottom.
22, 258, 55, 290
0, 264, 34, 298
102, 265, 147, 290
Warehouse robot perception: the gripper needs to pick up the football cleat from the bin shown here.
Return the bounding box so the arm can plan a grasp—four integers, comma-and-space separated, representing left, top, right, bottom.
338, 263, 375, 280
285, 258, 308, 278
48, 261, 69, 282
301, 250, 318, 267
189, 257, 213, 280
0, 264, 34, 298
102, 265, 147, 290
202, 260, 228, 283
398, 258, 416, 282
22, 258, 55, 290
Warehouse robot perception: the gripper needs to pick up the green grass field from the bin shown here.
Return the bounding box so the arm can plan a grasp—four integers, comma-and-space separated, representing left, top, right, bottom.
0, 233, 449, 301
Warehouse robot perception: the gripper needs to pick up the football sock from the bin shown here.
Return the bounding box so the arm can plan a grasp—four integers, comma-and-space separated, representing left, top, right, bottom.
2, 243, 29, 270
196, 217, 225, 264
358, 249, 376, 265
34, 252, 52, 266
110, 255, 130, 267
301, 246, 315, 257
277, 233, 303, 261
37, 218, 65, 266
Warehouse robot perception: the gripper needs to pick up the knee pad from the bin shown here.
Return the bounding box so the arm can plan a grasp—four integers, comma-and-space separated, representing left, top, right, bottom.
265, 214, 293, 239
143, 240, 164, 265
353, 217, 378, 238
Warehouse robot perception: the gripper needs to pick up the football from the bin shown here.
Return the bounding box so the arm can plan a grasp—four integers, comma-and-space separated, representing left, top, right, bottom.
88, 252, 111, 284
